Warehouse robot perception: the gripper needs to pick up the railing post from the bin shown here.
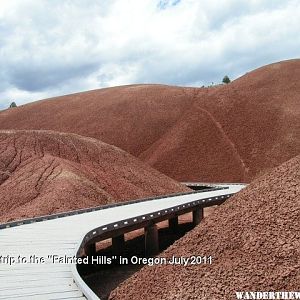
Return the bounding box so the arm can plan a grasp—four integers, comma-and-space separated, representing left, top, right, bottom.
145, 224, 159, 256
193, 207, 204, 226
168, 216, 178, 233
112, 234, 125, 256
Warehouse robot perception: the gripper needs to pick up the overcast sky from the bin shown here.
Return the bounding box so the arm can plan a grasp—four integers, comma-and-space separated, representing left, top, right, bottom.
0, 0, 299, 109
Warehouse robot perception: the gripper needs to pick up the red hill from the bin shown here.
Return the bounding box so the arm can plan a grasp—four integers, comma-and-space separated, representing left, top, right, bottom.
0, 60, 299, 182
0, 130, 189, 223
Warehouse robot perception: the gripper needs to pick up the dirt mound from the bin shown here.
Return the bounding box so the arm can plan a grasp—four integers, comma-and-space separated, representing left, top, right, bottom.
0, 84, 194, 156
193, 59, 300, 181
0, 60, 299, 182
140, 104, 246, 182
0, 130, 189, 223
141, 59, 300, 181
109, 155, 300, 300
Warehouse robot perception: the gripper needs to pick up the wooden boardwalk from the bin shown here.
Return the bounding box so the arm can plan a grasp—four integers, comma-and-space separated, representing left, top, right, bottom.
0, 184, 245, 300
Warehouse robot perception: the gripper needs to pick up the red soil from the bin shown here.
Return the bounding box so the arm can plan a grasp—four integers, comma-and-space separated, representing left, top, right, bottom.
0, 60, 299, 182
139, 104, 246, 182
0, 130, 189, 223
0, 85, 193, 156
109, 154, 300, 300
193, 59, 300, 181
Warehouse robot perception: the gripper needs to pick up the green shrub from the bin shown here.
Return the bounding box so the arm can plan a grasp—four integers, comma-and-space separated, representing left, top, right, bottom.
9, 102, 17, 108
222, 75, 231, 84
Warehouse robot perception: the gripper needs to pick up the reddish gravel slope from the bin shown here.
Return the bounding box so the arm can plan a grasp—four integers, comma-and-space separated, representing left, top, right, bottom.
193, 59, 300, 181
0, 85, 193, 156
140, 104, 246, 182
0, 130, 189, 223
109, 155, 300, 300
0, 60, 299, 182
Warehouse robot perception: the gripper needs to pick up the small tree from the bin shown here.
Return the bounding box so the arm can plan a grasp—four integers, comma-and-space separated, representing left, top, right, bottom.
222, 75, 231, 84
9, 102, 17, 108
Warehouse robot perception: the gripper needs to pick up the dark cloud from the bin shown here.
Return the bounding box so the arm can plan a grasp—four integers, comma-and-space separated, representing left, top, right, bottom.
8, 62, 99, 92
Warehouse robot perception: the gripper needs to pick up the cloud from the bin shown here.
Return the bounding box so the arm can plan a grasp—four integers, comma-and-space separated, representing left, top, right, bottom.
0, 0, 300, 108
